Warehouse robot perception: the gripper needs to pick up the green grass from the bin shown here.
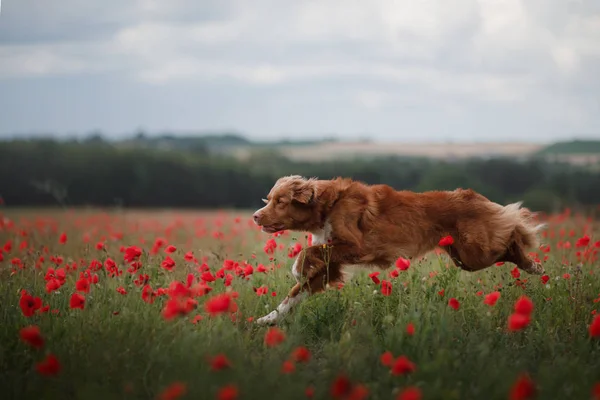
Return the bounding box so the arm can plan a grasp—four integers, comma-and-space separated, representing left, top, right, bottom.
0, 209, 599, 400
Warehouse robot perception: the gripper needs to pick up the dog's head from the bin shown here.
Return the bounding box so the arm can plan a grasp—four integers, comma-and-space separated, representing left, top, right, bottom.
252, 175, 320, 233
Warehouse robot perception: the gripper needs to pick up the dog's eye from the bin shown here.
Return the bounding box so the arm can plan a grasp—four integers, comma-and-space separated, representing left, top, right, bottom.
261, 198, 268, 204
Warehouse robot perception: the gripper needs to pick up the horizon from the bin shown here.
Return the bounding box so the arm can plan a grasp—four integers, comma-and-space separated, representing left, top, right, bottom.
0, 130, 596, 145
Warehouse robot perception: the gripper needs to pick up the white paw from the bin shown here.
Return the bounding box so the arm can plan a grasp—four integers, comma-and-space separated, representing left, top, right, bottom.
256, 310, 280, 325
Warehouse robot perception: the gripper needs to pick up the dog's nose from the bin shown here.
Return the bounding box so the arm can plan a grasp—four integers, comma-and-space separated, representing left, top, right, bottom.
253, 212, 261, 223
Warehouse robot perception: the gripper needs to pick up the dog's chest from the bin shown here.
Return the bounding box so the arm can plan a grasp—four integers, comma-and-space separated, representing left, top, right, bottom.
310, 221, 332, 245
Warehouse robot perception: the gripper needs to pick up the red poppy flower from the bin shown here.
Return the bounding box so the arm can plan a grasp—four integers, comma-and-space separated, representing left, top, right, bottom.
380, 351, 394, 367
508, 313, 531, 331
124, 246, 142, 264
157, 381, 186, 400
217, 384, 238, 400
590, 315, 600, 338
291, 346, 311, 363
36, 353, 61, 376
142, 284, 157, 304
201, 271, 216, 283
305, 386, 315, 398
330, 374, 352, 398
161, 256, 176, 271
514, 296, 534, 316
243, 264, 254, 277
162, 298, 195, 320
448, 298, 460, 310
391, 355, 416, 375
592, 382, 600, 400
381, 280, 392, 296
69, 293, 85, 310
406, 322, 415, 336
75, 277, 90, 293
511, 267, 521, 279
59, 233, 67, 244
576, 235, 590, 248
281, 360, 296, 374
395, 257, 410, 271
210, 354, 232, 371
509, 373, 536, 400
205, 293, 232, 316
19, 291, 42, 317
540, 275, 549, 284
254, 286, 268, 296
263, 238, 277, 255
264, 327, 286, 347
19, 325, 44, 349
165, 245, 177, 254
369, 272, 381, 285
288, 242, 303, 258
347, 384, 368, 400
438, 235, 454, 246
396, 387, 422, 400
484, 291, 501, 306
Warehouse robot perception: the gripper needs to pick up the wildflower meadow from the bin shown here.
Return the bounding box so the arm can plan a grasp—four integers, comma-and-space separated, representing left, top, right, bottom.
1, 207, 600, 400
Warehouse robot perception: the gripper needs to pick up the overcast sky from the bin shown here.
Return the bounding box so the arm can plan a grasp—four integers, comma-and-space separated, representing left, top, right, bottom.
0, 0, 599, 142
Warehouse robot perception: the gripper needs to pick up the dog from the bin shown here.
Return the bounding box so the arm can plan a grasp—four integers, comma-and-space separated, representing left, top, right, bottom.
252, 175, 545, 325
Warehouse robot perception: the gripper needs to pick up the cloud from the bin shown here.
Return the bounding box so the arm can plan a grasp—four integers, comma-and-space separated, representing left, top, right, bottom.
0, 0, 598, 139
2, 0, 598, 83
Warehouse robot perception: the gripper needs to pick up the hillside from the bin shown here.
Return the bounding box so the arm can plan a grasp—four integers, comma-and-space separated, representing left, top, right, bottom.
116, 132, 338, 153
537, 140, 600, 154
4, 133, 600, 164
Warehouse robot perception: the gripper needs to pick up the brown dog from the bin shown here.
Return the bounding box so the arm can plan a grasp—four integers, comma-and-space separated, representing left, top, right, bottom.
253, 175, 545, 325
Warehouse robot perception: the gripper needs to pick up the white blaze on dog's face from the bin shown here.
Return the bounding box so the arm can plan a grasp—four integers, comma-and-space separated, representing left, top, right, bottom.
252, 175, 318, 234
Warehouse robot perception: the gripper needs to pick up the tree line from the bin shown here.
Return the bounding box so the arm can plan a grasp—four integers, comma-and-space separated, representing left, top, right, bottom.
1, 139, 599, 213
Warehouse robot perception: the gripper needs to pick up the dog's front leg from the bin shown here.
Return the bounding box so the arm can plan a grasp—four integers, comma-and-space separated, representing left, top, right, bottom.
255, 246, 324, 326
255, 244, 354, 326
255, 286, 308, 325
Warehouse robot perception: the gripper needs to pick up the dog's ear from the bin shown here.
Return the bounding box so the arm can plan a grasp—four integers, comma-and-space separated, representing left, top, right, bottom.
291, 179, 315, 204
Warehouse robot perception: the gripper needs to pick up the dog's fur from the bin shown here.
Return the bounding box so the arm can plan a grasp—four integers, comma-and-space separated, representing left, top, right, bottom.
253, 175, 545, 325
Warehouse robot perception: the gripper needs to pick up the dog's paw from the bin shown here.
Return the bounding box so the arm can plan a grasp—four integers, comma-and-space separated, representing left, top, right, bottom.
255, 310, 280, 326
523, 261, 545, 275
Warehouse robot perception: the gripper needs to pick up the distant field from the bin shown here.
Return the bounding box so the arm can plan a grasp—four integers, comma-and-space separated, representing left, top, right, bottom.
1, 208, 600, 400
231, 141, 600, 164
232, 142, 544, 162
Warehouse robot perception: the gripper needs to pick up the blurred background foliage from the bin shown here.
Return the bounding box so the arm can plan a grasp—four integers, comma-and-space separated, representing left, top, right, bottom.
1, 135, 599, 213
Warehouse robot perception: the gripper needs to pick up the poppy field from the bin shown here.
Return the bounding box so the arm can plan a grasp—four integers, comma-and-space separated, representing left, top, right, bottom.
1, 208, 600, 400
